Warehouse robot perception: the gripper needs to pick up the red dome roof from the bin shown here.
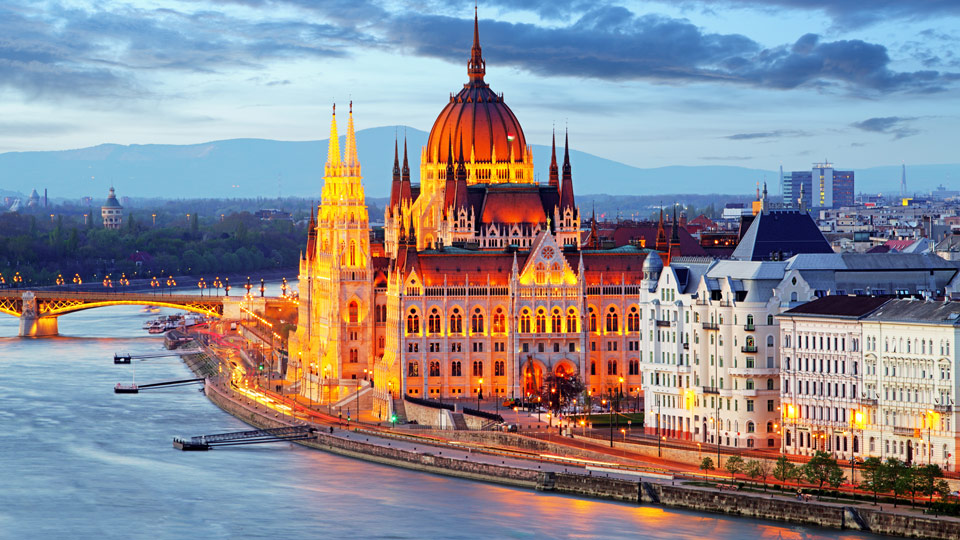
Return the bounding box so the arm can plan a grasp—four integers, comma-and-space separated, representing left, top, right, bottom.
425, 12, 527, 165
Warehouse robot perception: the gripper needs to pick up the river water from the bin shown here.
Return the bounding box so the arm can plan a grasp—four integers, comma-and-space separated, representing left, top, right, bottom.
0, 300, 885, 539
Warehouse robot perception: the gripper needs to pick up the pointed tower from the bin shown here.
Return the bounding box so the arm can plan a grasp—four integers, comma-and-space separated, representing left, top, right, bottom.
443, 137, 457, 212
667, 205, 681, 265
454, 138, 469, 211
399, 137, 412, 205
389, 137, 401, 212
344, 101, 359, 173
559, 129, 575, 212
325, 104, 340, 177
467, 6, 485, 84
548, 129, 559, 189
655, 206, 667, 252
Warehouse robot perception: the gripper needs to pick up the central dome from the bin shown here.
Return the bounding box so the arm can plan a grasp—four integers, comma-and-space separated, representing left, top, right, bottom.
425, 13, 527, 166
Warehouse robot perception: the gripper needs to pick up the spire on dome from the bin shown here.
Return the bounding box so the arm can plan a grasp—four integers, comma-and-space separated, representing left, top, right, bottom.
326, 103, 340, 166
444, 136, 457, 211
454, 137, 469, 212
548, 129, 559, 189
344, 101, 358, 167
467, 6, 486, 84
559, 128, 575, 211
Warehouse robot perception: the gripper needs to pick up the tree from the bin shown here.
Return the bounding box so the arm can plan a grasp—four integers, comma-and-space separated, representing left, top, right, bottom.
725, 455, 745, 483
884, 458, 912, 507
859, 457, 887, 504
746, 459, 770, 491
699, 457, 715, 481
803, 451, 844, 499
914, 464, 945, 503
773, 455, 796, 488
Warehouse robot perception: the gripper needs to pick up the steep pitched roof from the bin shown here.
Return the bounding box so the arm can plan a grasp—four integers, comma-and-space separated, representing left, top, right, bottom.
732, 210, 832, 261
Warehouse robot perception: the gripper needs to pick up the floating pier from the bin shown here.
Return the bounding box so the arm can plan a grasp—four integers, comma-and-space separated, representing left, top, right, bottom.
114, 378, 204, 394
113, 350, 200, 364
173, 426, 317, 451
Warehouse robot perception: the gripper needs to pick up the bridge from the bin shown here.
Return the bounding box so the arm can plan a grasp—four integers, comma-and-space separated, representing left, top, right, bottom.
0, 290, 225, 337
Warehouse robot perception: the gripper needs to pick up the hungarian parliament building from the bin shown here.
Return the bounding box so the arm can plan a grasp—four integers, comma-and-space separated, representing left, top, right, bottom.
290, 13, 960, 462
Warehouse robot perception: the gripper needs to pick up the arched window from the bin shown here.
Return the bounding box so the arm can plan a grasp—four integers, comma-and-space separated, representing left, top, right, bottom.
429, 361, 440, 377
767, 335, 774, 347
348, 301, 359, 323
766, 421, 774, 433
608, 360, 618, 375
349, 240, 357, 266
551, 309, 562, 333
535, 262, 546, 285
406, 309, 419, 334
520, 309, 531, 333
535, 309, 546, 333
745, 335, 755, 348
746, 314, 754, 327
449, 308, 463, 335
428, 308, 441, 334
471, 308, 484, 333
494, 361, 505, 377
605, 306, 619, 333
550, 262, 561, 284
627, 306, 640, 332
493, 307, 506, 333
746, 379, 755, 390
590, 361, 596, 375
451, 361, 462, 377
747, 421, 755, 433
567, 308, 578, 333
767, 314, 774, 325
472, 360, 483, 377
589, 307, 597, 332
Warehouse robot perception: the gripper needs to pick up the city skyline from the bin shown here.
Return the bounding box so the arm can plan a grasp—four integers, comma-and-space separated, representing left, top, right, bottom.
0, 0, 957, 174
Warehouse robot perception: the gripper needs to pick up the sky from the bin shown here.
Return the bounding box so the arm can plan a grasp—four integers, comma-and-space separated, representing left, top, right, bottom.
0, 0, 958, 172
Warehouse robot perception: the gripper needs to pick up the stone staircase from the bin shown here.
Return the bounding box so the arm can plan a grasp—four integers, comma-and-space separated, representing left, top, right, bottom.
450, 412, 469, 430
392, 397, 408, 424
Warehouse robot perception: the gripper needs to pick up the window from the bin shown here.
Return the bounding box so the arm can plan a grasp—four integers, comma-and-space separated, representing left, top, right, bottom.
494, 361, 505, 377
406, 309, 419, 334
451, 361, 462, 377
349, 349, 358, 363
535, 262, 546, 285
472, 360, 483, 376
520, 309, 531, 333
767, 314, 774, 325
408, 362, 419, 377
766, 421, 774, 433
471, 308, 484, 333
605, 307, 619, 333
428, 308, 441, 334
567, 309, 578, 333
767, 399, 774, 411
449, 308, 463, 334
552, 309, 562, 333
747, 421, 755, 433
590, 362, 596, 375
429, 361, 440, 377
746, 400, 754, 412
536, 309, 547, 333
746, 379, 755, 390
589, 307, 597, 332
472, 342, 483, 352
607, 360, 618, 375
493, 308, 506, 333
348, 301, 359, 323
627, 307, 640, 332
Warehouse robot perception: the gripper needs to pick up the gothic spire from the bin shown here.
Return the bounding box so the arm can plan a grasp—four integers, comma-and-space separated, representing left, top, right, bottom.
390, 136, 401, 210
548, 128, 559, 189
559, 128, 575, 211
344, 101, 359, 167
467, 6, 486, 84
399, 136, 412, 204
326, 103, 340, 167
655, 205, 667, 252
444, 136, 457, 211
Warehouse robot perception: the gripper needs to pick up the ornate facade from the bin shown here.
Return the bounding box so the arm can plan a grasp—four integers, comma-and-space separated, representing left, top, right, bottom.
291, 14, 655, 415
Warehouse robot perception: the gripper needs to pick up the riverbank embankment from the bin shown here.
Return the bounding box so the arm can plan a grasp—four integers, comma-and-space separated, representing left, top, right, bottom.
182, 352, 960, 540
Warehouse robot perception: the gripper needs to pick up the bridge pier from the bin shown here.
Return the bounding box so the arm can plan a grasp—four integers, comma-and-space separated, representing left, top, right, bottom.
19, 315, 59, 337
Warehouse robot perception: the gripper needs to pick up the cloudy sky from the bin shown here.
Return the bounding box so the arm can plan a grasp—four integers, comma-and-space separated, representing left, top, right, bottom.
1, 0, 957, 171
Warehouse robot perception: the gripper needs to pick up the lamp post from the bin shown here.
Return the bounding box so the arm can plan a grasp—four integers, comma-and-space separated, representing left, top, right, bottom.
55, 273, 64, 287
166, 276, 176, 296
213, 277, 222, 296
13, 272, 23, 288
477, 378, 483, 410
245, 277, 252, 298
73, 273, 82, 290
224, 277, 231, 297
197, 277, 207, 297
281, 277, 288, 298
119, 273, 129, 291
260, 278, 265, 297
150, 276, 159, 294
102, 276, 113, 289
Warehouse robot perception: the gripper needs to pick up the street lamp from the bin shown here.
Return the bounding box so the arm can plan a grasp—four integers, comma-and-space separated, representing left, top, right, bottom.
281, 277, 288, 298
478, 378, 484, 410
55, 273, 64, 287
13, 272, 22, 288
260, 278, 265, 297
73, 273, 82, 290
245, 277, 252, 298
150, 276, 159, 294
197, 277, 207, 297
119, 273, 129, 290
224, 277, 231, 297
102, 276, 113, 289
166, 276, 176, 295
213, 277, 222, 296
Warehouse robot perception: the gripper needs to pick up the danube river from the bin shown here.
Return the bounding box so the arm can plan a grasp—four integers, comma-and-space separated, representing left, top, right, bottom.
0, 302, 885, 540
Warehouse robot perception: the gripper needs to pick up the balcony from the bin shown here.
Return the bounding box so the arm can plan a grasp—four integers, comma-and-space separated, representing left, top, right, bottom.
893, 426, 918, 437
741, 345, 758, 353
682, 342, 689, 350
702, 386, 720, 394
860, 397, 878, 406
935, 404, 953, 413
656, 319, 672, 327
728, 366, 779, 376
702, 322, 719, 331
743, 324, 755, 331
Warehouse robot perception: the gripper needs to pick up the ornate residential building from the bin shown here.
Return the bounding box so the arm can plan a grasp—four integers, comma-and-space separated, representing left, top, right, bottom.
101, 187, 123, 229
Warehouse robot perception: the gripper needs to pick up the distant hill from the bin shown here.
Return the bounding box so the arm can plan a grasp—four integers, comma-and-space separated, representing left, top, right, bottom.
0, 127, 957, 200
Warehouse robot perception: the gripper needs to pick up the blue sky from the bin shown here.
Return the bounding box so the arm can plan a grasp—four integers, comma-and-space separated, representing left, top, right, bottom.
0, 0, 957, 172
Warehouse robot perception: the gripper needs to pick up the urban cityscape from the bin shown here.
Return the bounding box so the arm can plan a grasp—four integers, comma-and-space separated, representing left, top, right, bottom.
2, 1, 959, 539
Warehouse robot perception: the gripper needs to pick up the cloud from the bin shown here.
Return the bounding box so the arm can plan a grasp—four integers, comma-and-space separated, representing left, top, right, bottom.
724, 130, 809, 140
850, 116, 920, 139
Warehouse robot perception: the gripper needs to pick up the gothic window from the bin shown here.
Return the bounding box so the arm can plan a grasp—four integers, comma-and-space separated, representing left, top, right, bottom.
552, 309, 562, 333
451, 361, 462, 377
627, 306, 640, 332
567, 308, 578, 333
493, 307, 506, 333
494, 360, 505, 377
449, 308, 463, 335
535, 262, 546, 285
349, 349, 358, 363
471, 308, 484, 333
535, 309, 546, 333
428, 308, 441, 334
590, 361, 596, 375
472, 361, 483, 377
348, 301, 359, 323
607, 360, 618, 375
406, 309, 419, 334
589, 307, 597, 333
605, 306, 619, 333
349, 240, 357, 266
429, 361, 440, 377
408, 362, 419, 377
520, 309, 531, 333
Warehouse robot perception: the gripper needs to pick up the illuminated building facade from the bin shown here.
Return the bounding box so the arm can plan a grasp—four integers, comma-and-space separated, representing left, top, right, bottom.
101, 187, 123, 229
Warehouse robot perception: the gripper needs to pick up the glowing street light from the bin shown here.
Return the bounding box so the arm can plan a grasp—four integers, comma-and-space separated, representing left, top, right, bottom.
213, 277, 223, 296
55, 273, 64, 286
102, 276, 113, 288
73, 273, 82, 289
197, 277, 207, 297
